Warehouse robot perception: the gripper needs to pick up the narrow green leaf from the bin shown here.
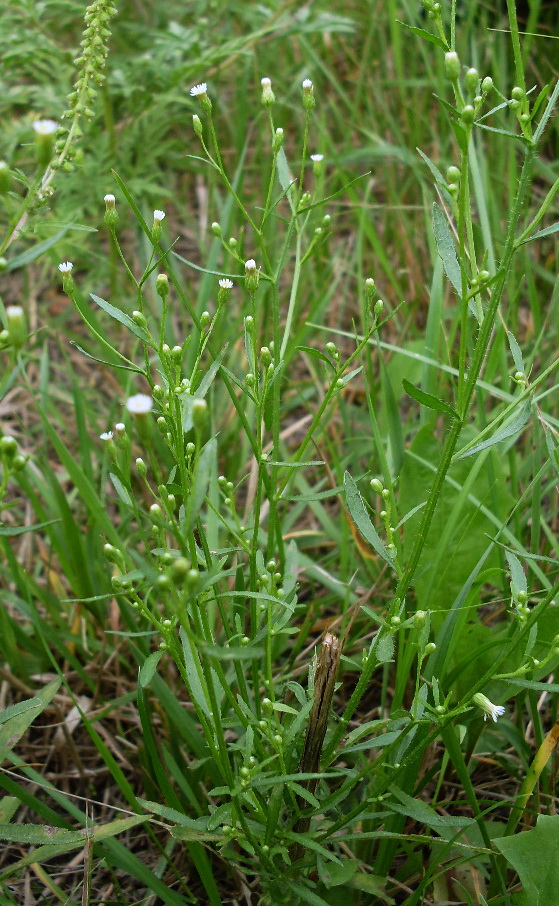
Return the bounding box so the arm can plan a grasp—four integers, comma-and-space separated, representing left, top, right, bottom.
432, 203, 462, 297
91, 294, 151, 343
402, 378, 458, 417
0, 679, 61, 763
518, 220, 559, 246
0, 519, 59, 537
343, 472, 395, 569
455, 399, 531, 459
7, 226, 74, 271
396, 21, 448, 50
139, 650, 163, 688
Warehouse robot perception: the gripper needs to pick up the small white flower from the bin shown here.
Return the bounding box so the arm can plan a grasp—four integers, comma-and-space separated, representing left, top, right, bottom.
104, 193, 115, 203
100, 431, 113, 441
114, 422, 125, 433
310, 153, 324, 162
58, 261, 73, 273
190, 83, 207, 97
219, 279, 233, 289
126, 393, 153, 415
153, 209, 165, 222
6, 305, 24, 318
302, 79, 313, 90
33, 119, 58, 136
261, 77, 272, 88
245, 259, 256, 271
473, 692, 505, 723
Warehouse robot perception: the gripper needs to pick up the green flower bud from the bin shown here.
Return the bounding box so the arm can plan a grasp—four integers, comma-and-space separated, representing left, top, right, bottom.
260, 77, 275, 106
192, 114, 203, 137
302, 78, 315, 110
465, 67, 478, 94
170, 557, 191, 584
192, 398, 208, 432
132, 310, 147, 327
33, 119, 58, 167
0, 435, 18, 461
0, 161, 12, 194
511, 86, 524, 102
447, 165, 460, 183
156, 273, 169, 299
370, 478, 383, 494
482, 76, 493, 94
211, 221, 222, 236
5, 305, 27, 349
461, 105, 475, 125
244, 259, 259, 294
103, 193, 118, 229
444, 52, 460, 81
272, 127, 284, 152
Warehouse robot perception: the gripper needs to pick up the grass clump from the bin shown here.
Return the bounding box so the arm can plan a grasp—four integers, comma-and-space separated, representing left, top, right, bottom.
1, 1, 559, 904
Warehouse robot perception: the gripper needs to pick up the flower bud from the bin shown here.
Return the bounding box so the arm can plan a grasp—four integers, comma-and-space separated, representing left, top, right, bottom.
0, 435, 18, 462
272, 128, 284, 152
370, 478, 383, 494
132, 310, 147, 328
192, 114, 203, 137
465, 68, 478, 94
156, 273, 169, 299
447, 165, 460, 184
192, 398, 208, 432
103, 193, 118, 229
481, 76, 493, 94
302, 78, 315, 110
244, 259, 259, 294
260, 77, 275, 106
33, 119, 58, 167
5, 305, 27, 349
152, 209, 165, 242
461, 105, 475, 125
0, 162, 11, 194
444, 52, 460, 81
211, 221, 222, 236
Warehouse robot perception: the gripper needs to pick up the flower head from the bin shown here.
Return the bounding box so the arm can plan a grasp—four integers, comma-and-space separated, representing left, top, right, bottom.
245, 259, 257, 272
302, 78, 315, 111
58, 261, 73, 273
104, 193, 115, 203
473, 692, 505, 723
33, 119, 58, 136
310, 153, 324, 162
153, 209, 165, 223
219, 279, 233, 289
126, 393, 153, 415
190, 83, 207, 97
100, 431, 113, 441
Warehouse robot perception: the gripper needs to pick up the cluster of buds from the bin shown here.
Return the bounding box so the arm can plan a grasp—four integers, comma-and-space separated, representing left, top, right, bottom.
0, 434, 28, 483
370, 478, 398, 560
444, 52, 494, 127
52, 0, 117, 174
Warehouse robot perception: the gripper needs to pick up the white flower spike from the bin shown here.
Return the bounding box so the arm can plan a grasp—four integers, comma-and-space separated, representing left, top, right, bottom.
473, 692, 505, 723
